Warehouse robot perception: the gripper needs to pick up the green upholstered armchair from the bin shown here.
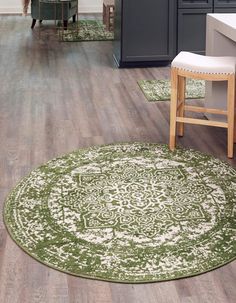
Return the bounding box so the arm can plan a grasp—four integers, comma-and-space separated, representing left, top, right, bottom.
31, 0, 78, 29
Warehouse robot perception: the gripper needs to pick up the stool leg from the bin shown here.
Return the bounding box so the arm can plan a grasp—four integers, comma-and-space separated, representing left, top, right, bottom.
103, 4, 106, 25
105, 6, 110, 31
108, 7, 112, 31
234, 80, 236, 144
227, 74, 235, 158
234, 109, 236, 144
169, 68, 179, 151
178, 76, 186, 137
110, 7, 114, 31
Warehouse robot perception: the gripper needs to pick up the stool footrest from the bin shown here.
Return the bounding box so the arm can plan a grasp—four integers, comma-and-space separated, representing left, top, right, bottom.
184, 105, 228, 115
176, 117, 228, 128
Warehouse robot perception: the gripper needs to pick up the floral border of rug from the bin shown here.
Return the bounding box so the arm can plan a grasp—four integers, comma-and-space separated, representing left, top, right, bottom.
138, 79, 205, 102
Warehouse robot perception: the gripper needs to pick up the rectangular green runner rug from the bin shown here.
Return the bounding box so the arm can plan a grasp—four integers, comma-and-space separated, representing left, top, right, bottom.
138, 79, 205, 102
59, 20, 114, 42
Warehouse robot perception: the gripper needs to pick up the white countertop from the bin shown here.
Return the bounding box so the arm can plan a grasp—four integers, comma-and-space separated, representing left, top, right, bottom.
209, 13, 236, 28
207, 13, 236, 42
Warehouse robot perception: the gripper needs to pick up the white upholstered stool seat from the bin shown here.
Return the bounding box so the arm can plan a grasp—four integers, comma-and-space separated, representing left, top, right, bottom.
169, 51, 236, 158
172, 51, 236, 75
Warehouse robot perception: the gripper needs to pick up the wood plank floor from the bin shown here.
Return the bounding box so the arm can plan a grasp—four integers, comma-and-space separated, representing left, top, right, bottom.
0, 15, 236, 303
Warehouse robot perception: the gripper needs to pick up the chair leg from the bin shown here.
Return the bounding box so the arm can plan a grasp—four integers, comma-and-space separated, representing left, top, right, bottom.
169, 68, 179, 151
227, 74, 235, 158
63, 20, 68, 30
31, 19, 37, 29
177, 76, 186, 137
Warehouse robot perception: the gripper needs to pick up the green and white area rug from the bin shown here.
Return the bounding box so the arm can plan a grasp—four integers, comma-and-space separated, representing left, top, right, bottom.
4, 143, 236, 283
138, 79, 205, 101
59, 20, 114, 42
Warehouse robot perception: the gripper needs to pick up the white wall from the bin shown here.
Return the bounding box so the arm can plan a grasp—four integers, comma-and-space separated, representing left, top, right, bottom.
0, 0, 21, 13
0, 0, 102, 14
79, 0, 102, 13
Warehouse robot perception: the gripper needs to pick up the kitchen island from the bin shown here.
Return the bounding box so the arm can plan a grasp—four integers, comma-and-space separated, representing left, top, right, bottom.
205, 13, 236, 141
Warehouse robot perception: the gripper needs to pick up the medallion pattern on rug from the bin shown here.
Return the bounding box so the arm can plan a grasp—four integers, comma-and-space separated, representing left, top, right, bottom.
59, 20, 114, 42
138, 79, 205, 101
4, 143, 236, 282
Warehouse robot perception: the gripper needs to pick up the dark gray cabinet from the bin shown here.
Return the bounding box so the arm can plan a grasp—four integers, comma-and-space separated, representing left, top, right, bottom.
178, 8, 212, 54
113, 0, 177, 67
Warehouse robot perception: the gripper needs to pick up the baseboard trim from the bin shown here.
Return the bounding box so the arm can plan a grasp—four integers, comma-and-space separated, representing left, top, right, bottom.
0, 5, 102, 14
79, 5, 102, 13
0, 6, 23, 14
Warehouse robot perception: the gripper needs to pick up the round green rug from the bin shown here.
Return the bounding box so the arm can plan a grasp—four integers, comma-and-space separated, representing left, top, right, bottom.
4, 143, 236, 283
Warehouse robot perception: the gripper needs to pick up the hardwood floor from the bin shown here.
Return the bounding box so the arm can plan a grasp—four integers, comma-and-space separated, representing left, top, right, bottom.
0, 15, 235, 303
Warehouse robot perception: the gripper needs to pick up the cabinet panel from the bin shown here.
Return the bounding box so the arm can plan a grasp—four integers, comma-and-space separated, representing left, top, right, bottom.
178, 0, 213, 8
121, 0, 176, 62
214, 7, 236, 11
178, 8, 212, 54
214, 0, 236, 8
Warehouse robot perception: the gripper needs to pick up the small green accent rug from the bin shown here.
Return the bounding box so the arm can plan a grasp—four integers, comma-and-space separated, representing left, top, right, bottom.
59, 20, 114, 42
4, 143, 236, 283
138, 79, 205, 101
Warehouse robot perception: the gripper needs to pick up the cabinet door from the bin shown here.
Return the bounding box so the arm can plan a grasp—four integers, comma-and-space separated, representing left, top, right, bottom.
178, 8, 212, 54
178, 0, 213, 8
214, 0, 236, 7
122, 0, 176, 62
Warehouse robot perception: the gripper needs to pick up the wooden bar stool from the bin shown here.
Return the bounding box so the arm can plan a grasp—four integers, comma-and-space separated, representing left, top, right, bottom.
169, 51, 236, 158
103, 0, 115, 31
